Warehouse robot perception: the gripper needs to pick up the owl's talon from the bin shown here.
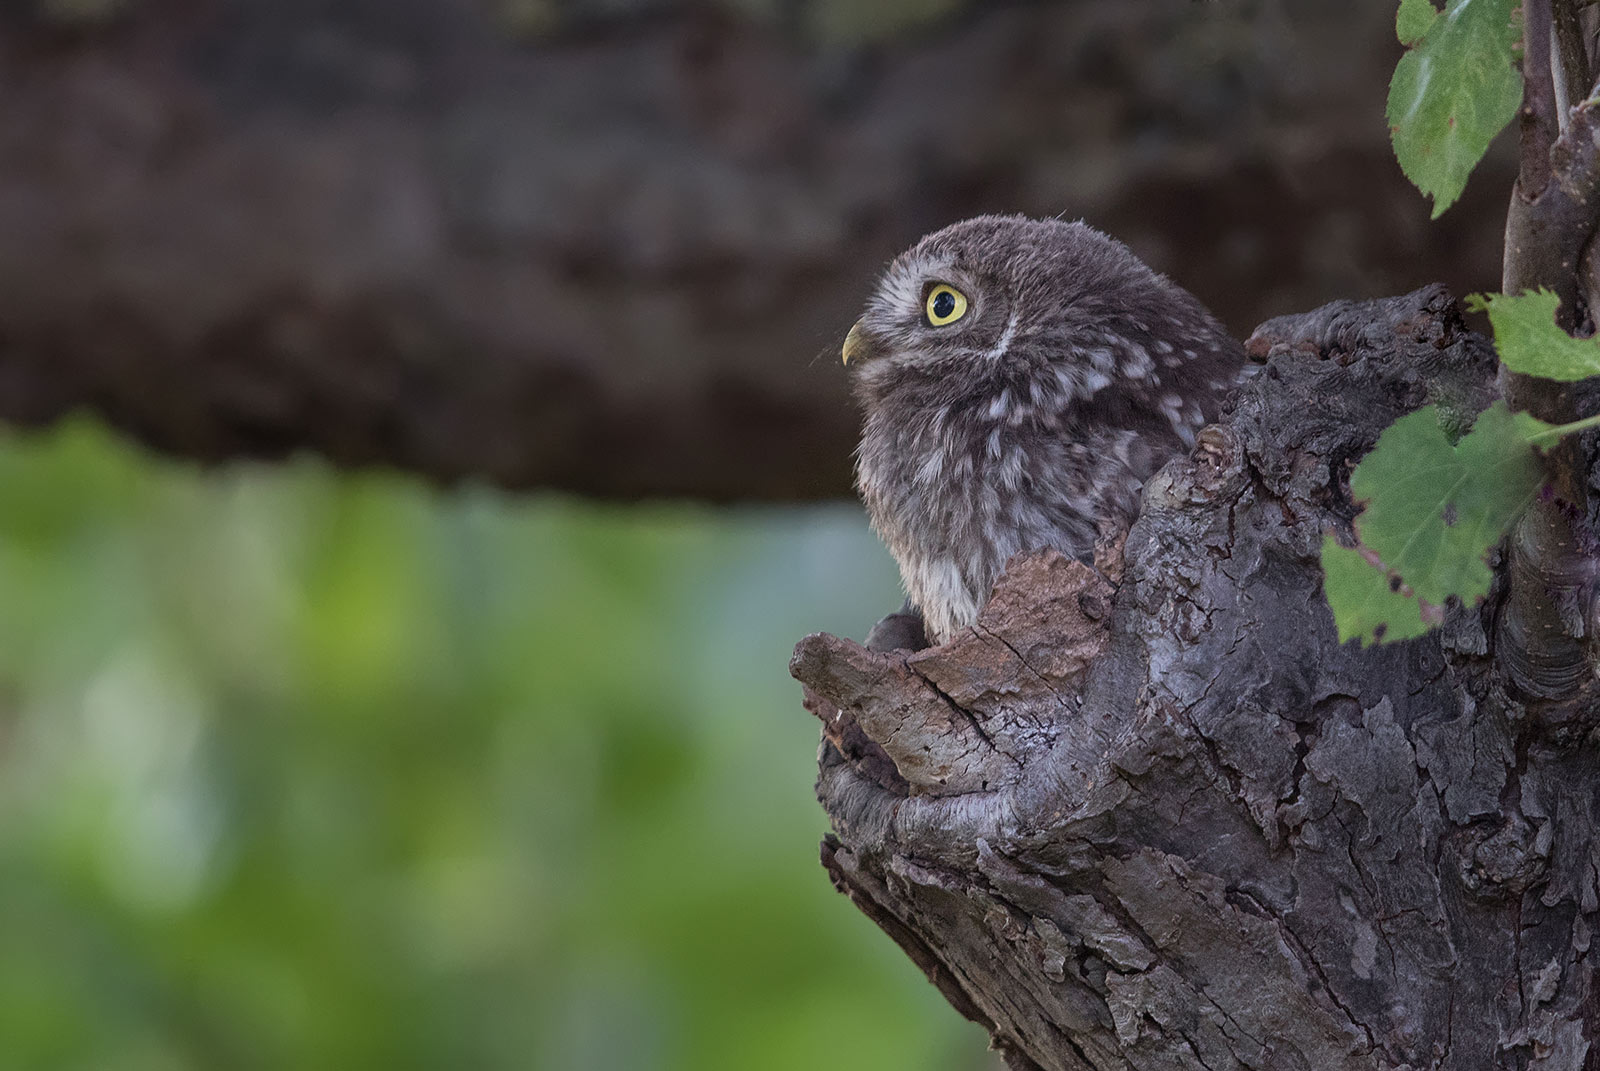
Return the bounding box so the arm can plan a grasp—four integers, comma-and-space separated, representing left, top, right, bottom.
864, 600, 929, 652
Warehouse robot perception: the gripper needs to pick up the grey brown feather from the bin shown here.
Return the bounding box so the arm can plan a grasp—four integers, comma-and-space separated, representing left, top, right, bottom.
845, 215, 1246, 644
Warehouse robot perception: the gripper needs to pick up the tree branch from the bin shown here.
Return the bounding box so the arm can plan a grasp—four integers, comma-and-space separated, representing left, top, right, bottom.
1552, 0, 1589, 119
1518, 0, 1559, 198
0, 1, 1514, 499
1498, 0, 1600, 702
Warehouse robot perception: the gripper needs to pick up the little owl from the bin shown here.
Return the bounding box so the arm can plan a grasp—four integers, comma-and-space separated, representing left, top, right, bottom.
843, 214, 1246, 645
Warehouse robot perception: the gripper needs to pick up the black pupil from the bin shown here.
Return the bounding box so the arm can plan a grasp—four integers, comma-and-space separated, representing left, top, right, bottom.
931, 291, 956, 320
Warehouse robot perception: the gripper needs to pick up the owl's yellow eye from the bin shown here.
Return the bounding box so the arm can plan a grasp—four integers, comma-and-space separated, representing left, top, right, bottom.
924, 284, 968, 326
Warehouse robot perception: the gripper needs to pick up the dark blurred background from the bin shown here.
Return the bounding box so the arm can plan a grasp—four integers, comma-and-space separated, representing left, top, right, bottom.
0, 1, 1511, 1068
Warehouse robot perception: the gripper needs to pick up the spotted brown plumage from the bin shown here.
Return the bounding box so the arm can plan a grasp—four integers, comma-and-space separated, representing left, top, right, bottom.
843, 215, 1246, 644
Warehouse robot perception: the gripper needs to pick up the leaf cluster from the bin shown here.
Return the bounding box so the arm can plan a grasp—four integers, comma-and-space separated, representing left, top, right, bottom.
1325, 291, 1600, 644
1322, 3, 1600, 645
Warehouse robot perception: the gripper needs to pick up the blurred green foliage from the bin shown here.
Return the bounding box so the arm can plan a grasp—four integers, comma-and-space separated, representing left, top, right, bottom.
0, 418, 989, 1071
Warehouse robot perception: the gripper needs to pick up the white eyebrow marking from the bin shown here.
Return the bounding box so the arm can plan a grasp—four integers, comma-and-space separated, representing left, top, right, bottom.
983, 310, 1020, 361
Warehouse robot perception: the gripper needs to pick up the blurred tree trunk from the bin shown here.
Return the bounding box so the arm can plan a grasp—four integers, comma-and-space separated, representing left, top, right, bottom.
792, 287, 1600, 1070
0, 0, 1508, 499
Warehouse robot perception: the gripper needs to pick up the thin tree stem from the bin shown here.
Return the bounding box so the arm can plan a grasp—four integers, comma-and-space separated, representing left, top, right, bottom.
1529, 411, 1600, 440
1522, 0, 1558, 198
1553, 0, 1590, 121
1498, 0, 1600, 703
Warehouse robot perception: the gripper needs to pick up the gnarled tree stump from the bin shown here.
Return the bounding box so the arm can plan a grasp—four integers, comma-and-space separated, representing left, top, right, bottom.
792, 286, 1600, 1070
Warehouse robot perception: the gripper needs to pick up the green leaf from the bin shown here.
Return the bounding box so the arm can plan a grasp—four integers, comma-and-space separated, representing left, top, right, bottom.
1352, 402, 1549, 607
1324, 402, 1554, 645
1468, 289, 1600, 381
1397, 0, 1439, 46
1320, 535, 1433, 646
1387, 0, 1522, 218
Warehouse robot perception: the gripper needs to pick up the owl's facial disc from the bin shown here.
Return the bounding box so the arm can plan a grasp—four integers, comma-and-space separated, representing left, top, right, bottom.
845, 280, 976, 364
842, 240, 1028, 379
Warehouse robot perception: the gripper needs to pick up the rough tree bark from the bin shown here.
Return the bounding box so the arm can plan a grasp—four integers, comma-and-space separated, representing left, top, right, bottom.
790, 7, 1600, 1066
0, 0, 1510, 500
792, 286, 1600, 1070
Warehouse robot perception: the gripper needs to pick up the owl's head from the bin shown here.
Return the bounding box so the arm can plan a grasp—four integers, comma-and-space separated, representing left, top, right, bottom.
842, 214, 1215, 404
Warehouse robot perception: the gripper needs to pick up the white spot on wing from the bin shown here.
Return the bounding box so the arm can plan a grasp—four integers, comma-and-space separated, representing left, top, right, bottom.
1122, 346, 1155, 380
1085, 347, 1117, 372
1160, 392, 1195, 446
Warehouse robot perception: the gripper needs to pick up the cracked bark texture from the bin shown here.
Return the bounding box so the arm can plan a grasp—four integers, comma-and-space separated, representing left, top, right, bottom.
792, 287, 1600, 1070
0, 0, 1512, 500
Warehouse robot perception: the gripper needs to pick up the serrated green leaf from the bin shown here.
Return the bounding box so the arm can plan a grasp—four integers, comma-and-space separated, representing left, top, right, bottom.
1321, 535, 1433, 645
1397, 0, 1439, 45
1468, 289, 1600, 381
1387, 0, 1522, 218
1350, 402, 1549, 608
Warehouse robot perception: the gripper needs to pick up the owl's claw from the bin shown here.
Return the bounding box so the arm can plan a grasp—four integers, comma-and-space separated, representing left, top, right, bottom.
864, 600, 929, 653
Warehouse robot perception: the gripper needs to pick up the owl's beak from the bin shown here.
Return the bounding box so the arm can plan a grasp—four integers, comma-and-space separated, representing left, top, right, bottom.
841, 320, 872, 365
